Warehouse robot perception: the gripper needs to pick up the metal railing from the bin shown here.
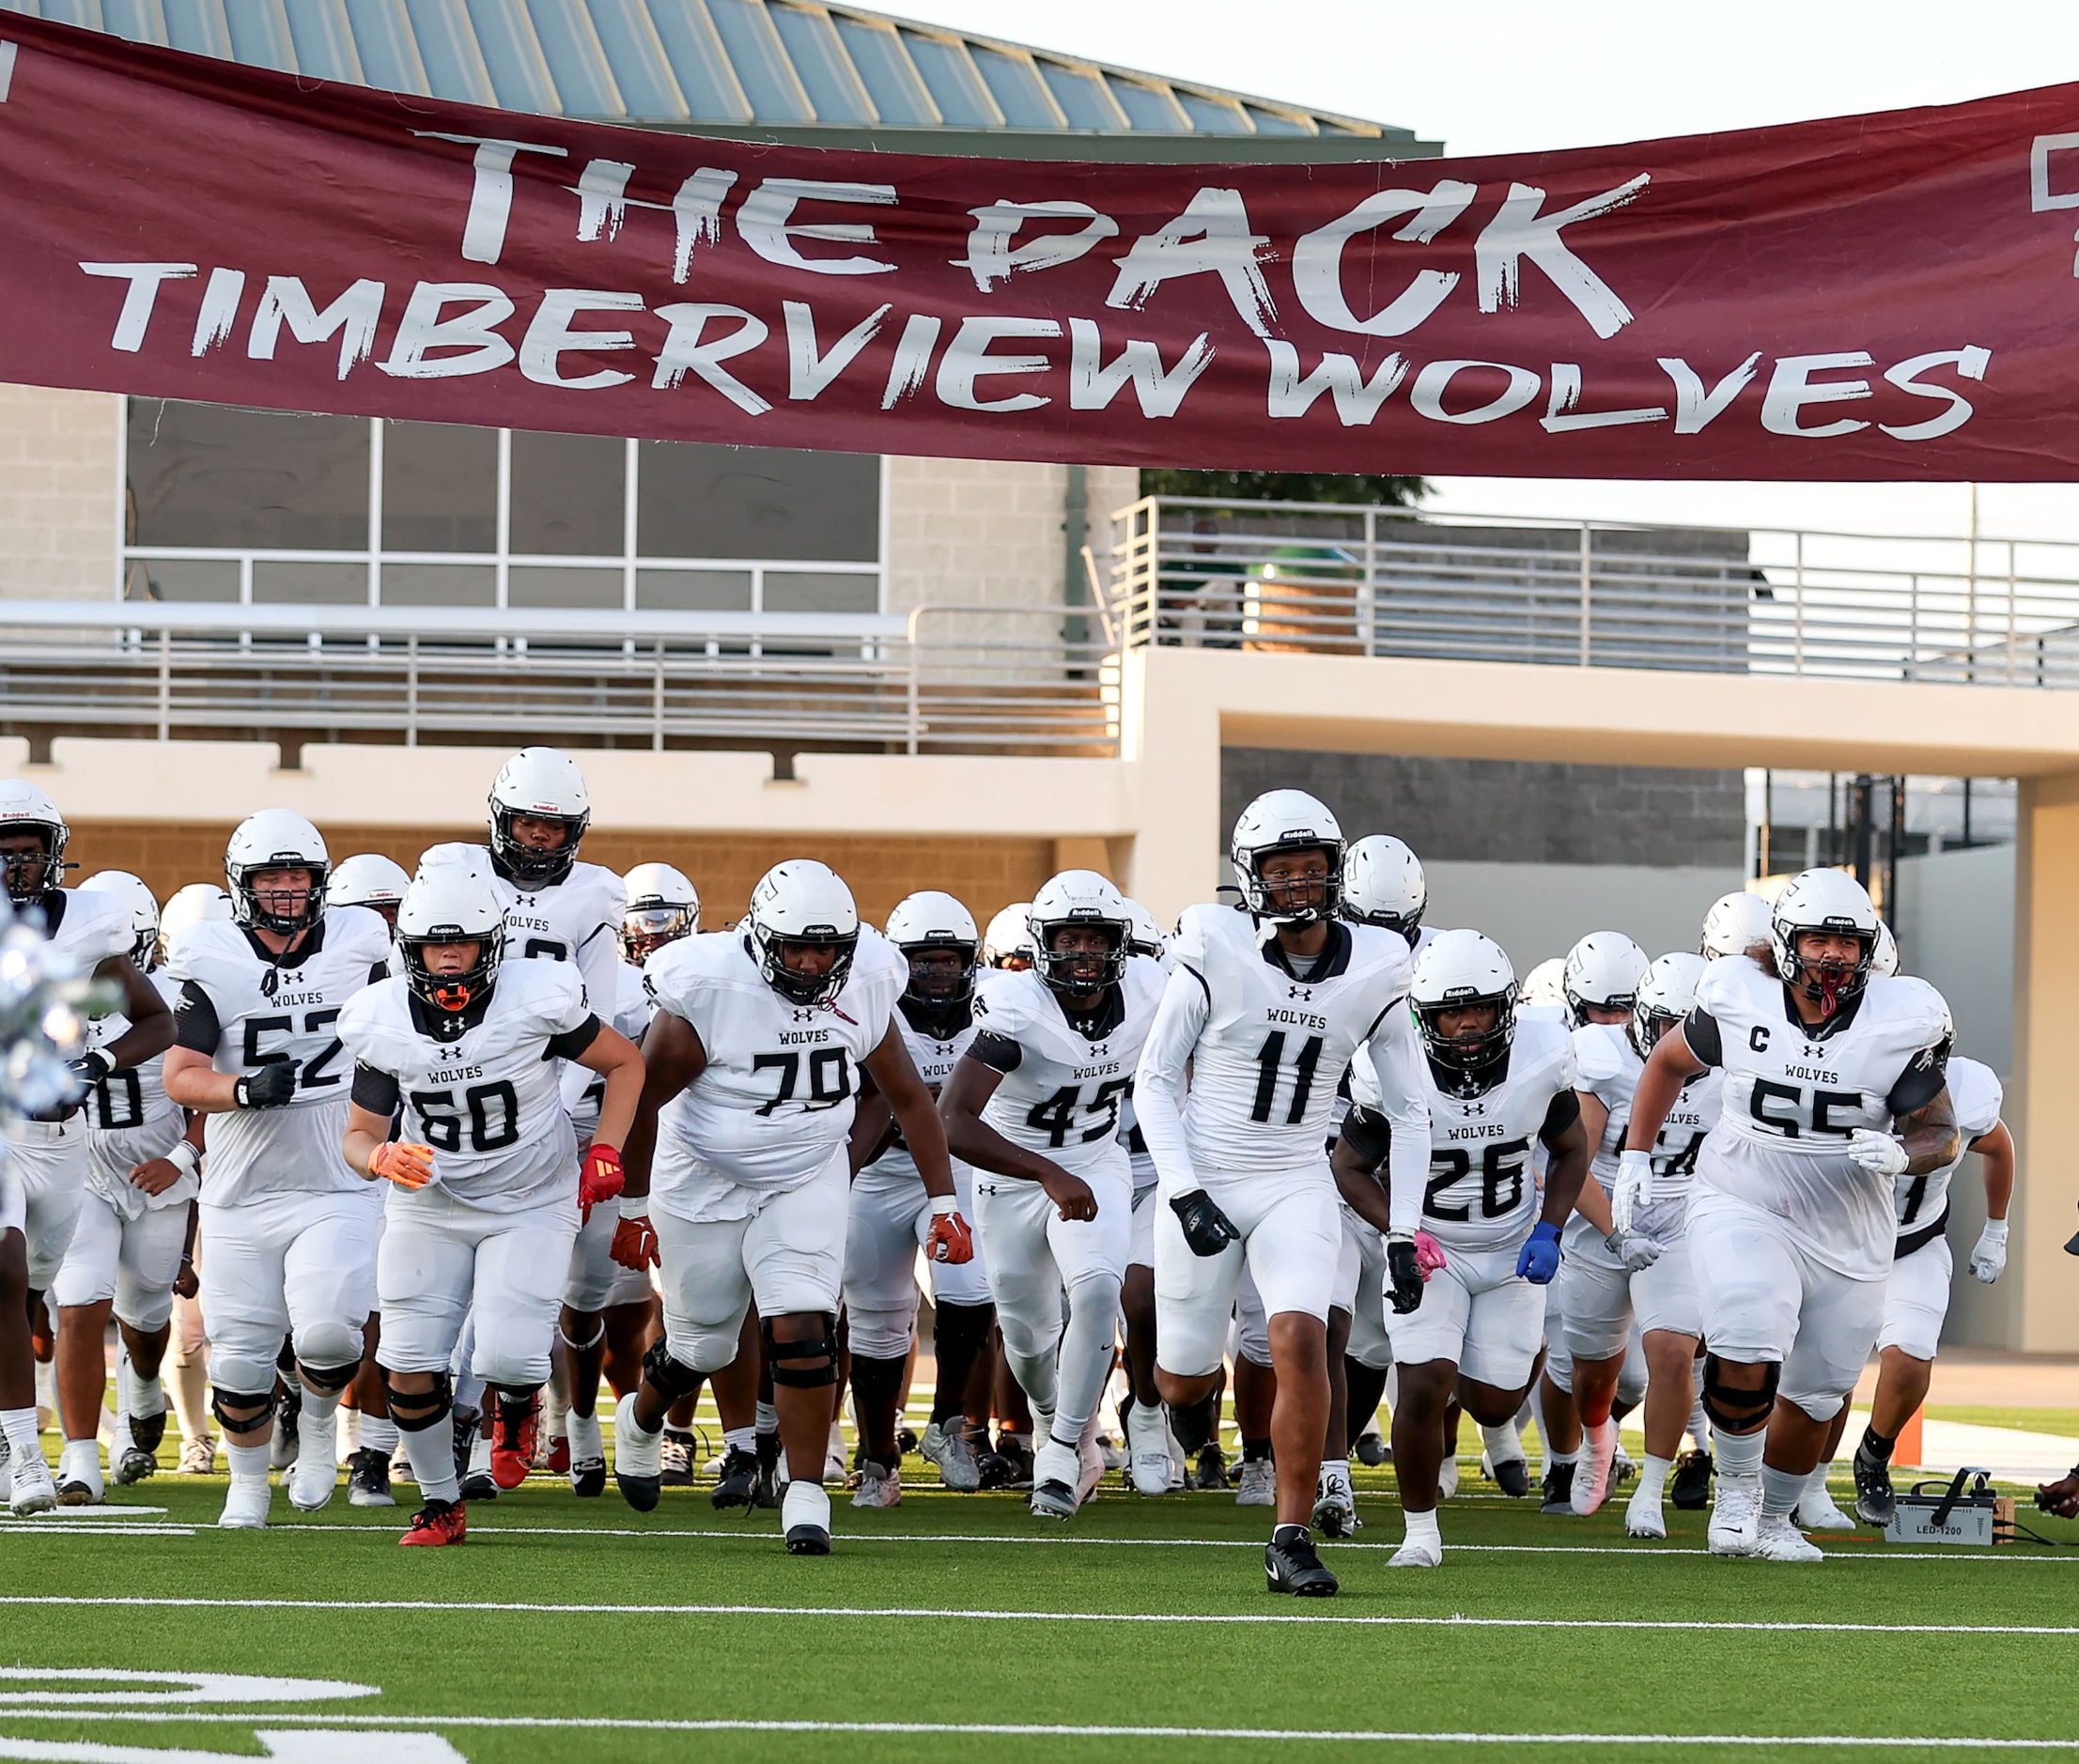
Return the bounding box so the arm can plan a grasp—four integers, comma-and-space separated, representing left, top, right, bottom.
0, 601, 1118, 756
1106, 497, 2079, 688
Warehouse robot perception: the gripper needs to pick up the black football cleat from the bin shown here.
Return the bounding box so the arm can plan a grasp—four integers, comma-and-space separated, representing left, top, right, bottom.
1491, 1457, 1532, 1499
347, 1447, 396, 1509
1193, 1442, 1230, 1491
710, 1446, 758, 1510
458, 1470, 499, 1504
1541, 1462, 1575, 1515
1853, 1441, 1897, 1527
1264, 1529, 1339, 1598
1670, 1448, 1714, 1510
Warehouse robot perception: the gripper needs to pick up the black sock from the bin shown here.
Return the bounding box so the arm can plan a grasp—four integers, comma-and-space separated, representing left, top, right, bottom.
1861, 1427, 1896, 1462
1272, 1522, 1309, 1546
1610, 1397, 1637, 1425
1242, 1436, 1272, 1462
1170, 1392, 1220, 1455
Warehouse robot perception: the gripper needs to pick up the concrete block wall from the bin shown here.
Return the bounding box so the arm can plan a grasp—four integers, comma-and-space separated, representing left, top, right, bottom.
0, 384, 118, 600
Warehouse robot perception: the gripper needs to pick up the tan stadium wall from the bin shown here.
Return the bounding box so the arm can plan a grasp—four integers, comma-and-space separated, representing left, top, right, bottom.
0, 385, 118, 602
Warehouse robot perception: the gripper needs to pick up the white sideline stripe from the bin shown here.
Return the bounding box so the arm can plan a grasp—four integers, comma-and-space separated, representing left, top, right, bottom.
3, 1710, 2079, 1750
0, 1526, 193, 1539
0, 1595, 2072, 1634
0, 1508, 171, 1522
268, 1521, 2079, 1562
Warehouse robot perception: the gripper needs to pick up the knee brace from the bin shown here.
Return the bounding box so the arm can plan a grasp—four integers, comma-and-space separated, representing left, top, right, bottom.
762, 1311, 839, 1388
210, 1386, 277, 1433
292, 1322, 365, 1374
848, 1351, 907, 1410
1700, 1354, 1778, 1433
559, 1318, 606, 1354
298, 1358, 362, 1397
642, 1336, 707, 1403
382, 1370, 454, 1433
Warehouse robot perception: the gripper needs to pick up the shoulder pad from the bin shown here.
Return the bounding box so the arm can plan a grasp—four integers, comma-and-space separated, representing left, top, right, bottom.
66, 890, 134, 964
1946, 1056, 2002, 1137
1693, 952, 1769, 1016
162, 918, 246, 987
325, 904, 395, 961
970, 967, 1038, 1034
1519, 1010, 1577, 1075
1872, 973, 1951, 1040
1570, 1022, 1631, 1084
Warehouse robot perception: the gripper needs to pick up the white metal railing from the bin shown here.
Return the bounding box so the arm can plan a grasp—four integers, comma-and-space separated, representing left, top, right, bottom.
1107, 497, 2079, 688
0, 601, 1117, 755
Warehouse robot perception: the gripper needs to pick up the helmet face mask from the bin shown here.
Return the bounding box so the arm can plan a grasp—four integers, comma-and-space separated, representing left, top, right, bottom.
1032, 920, 1125, 995
623, 905, 697, 965
1787, 926, 1873, 1014
396, 869, 506, 1028
0, 828, 62, 905
402, 933, 501, 1018
901, 942, 978, 1006
1417, 989, 1516, 1099
747, 860, 860, 1009
756, 930, 858, 1006
489, 748, 591, 890
490, 806, 587, 889
1768, 870, 1880, 1015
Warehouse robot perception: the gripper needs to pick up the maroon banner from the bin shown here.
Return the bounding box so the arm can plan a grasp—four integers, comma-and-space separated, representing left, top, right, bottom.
2, 13, 2078, 477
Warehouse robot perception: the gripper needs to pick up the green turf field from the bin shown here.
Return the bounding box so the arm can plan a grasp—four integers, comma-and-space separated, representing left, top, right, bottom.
6, 1436, 2079, 1763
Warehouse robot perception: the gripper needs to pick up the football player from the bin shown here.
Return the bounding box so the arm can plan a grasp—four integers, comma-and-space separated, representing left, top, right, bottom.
939, 872, 1163, 1519
982, 905, 1035, 971
1621, 869, 1956, 1562
1137, 790, 1431, 1598
613, 859, 971, 1554
1701, 890, 1774, 962
162, 812, 394, 1527
1337, 930, 1588, 1568
50, 872, 195, 1505
328, 855, 411, 932
1562, 952, 1721, 1537
339, 865, 644, 1547
0, 785, 175, 1515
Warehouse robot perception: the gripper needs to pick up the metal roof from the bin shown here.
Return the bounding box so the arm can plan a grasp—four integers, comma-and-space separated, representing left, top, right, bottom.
2, 0, 1438, 158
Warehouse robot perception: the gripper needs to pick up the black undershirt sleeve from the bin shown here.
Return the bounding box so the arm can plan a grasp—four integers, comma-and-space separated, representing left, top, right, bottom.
1886, 1042, 1951, 1117
173, 981, 221, 1054
1338, 1104, 1391, 1168
545, 1014, 603, 1063
1682, 1007, 1724, 1068
350, 1063, 401, 1115
1539, 1087, 1582, 1149
968, 1030, 1023, 1074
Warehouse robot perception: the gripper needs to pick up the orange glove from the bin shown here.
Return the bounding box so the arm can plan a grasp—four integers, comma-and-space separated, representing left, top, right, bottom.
579, 1144, 625, 1221
371, 1141, 436, 1190
925, 1200, 974, 1265
611, 1201, 659, 1270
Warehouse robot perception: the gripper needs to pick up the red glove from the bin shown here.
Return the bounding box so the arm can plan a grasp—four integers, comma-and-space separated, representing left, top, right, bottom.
611, 1206, 659, 1270
578, 1143, 625, 1221
925, 1201, 973, 1265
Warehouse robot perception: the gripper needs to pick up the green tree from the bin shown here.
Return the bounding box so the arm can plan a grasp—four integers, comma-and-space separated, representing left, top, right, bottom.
1140, 469, 1425, 505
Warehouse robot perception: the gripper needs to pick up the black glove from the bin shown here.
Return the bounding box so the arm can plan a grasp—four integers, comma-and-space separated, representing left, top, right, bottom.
1386, 1235, 1423, 1315
1170, 1189, 1241, 1258
67, 1047, 114, 1092
234, 1062, 298, 1109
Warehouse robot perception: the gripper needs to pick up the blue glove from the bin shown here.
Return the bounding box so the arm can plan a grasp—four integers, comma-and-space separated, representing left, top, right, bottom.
1515, 1220, 1562, 1285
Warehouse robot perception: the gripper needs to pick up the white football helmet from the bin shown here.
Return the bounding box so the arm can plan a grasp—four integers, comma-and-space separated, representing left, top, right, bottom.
225, 810, 329, 935
1700, 890, 1773, 961
1770, 868, 1879, 1010
747, 859, 860, 1007
79, 869, 160, 969
1122, 896, 1169, 963
1342, 834, 1426, 944
1519, 957, 1566, 1011
489, 747, 590, 888
1631, 951, 1707, 1060
983, 903, 1035, 969
1562, 931, 1651, 1026
328, 853, 411, 927
396, 865, 506, 1021
0, 779, 70, 905
1027, 870, 1130, 995
886, 890, 980, 1006
158, 882, 232, 961
1872, 920, 1900, 978
1231, 789, 1344, 928
1410, 928, 1517, 1098
623, 861, 701, 962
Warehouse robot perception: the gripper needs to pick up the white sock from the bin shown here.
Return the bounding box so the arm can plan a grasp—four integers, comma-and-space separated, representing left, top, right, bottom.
1321, 1456, 1351, 1491
225, 1441, 271, 1484
1688, 1397, 1711, 1450
1637, 1452, 1673, 1503
1480, 1420, 1523, 1464
1761, 1463, 1807, 1518
58, 1438, 100, 1489
400, 1423, 460, 1505
0, 1408, 40, 1459
1804, 1463, 1835, 1505
116, 1356, 165, 1421
1547, 1447, 1578, 1468
755, 1400, 779, 1434
723, 1426, 755, 1454
1403, 1507, 1442, 1548
1714, 1427, 1764, 1480
299, 1383, 342, 1424
467, 1433, 493, 1476
358, 1415, 398, 1455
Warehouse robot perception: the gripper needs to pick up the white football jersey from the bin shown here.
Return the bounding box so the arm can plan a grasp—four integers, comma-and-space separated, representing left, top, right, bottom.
1140, 905, 1423, 1185
83, 968, 193, 1216
860, 994, 979, 1195
970, 959, 1164, 1181
37, 887, 134, 973
417, 843, 625, 1014
165, 906, 393, 1206
1573, 1021, 1725, 1206
645, 927, 906, 1203
560, 961, 653, 1141
1894, 1054, 2002, 1251
339, 959, 595, 1215
1686, 958, 1952, 1279
1381, 1012, 1577, 1253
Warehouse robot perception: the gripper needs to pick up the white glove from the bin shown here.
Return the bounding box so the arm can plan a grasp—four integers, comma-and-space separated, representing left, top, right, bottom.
1611, 1149, 1653, 1236
1606, 1228, 1664, 1273
1970, 1218, 2009, 1284
1847, 1129, 1910, 1176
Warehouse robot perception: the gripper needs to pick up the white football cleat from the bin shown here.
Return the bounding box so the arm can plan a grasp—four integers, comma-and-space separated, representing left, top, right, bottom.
1029, 1439, 1080, 1518
1311, 1468, 1359, 1539
8, 1453, 57, 1517
1389, 1535, 1443, 1568
919, 1422, 982, 1493
178, 1432, 217, 1476
287, 1407, 338, 1512
1234, 1457, 1276, 1507
851, 1462, 902, 1509
1707, 1478, 1761, 1556
1623, 1483, 1668, 1540
218, 1477, 272, 1529
1796, 1472, 1856, 1532
1125, 1401, 1171, 1497
1756, 1511, 1825, 1562
1572, 1417, 1617, 1517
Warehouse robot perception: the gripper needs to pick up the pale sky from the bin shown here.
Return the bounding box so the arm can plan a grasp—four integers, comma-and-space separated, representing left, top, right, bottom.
892, 0, 2079, 546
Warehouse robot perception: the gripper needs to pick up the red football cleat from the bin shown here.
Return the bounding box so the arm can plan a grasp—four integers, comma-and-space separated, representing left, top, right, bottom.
490, 1393, 539, 1491
546, 1432, 570, 1476
398, 1501, 467, 1547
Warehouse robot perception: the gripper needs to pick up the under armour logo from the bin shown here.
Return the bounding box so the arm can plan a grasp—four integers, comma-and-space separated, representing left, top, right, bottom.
1803, 1044, 1828, 1060
791, 1008, 817, 1023
1287, 984, 1311, 999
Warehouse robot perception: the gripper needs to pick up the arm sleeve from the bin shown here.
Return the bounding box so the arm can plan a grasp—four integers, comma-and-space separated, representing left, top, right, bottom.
967, 1031, 1023, 1075
546, 1014, 603, 1063
1359, 999, 1431, 1235
350, 1063, 401, 1115
1135, 964, 1212, 1201
174, 981, 222, 1055
1682, 1007, 1724, 1068
1539, 1087, 1582, 1148
1339, 1104, 1391, 1169
1886, 1040, 1951, 1117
